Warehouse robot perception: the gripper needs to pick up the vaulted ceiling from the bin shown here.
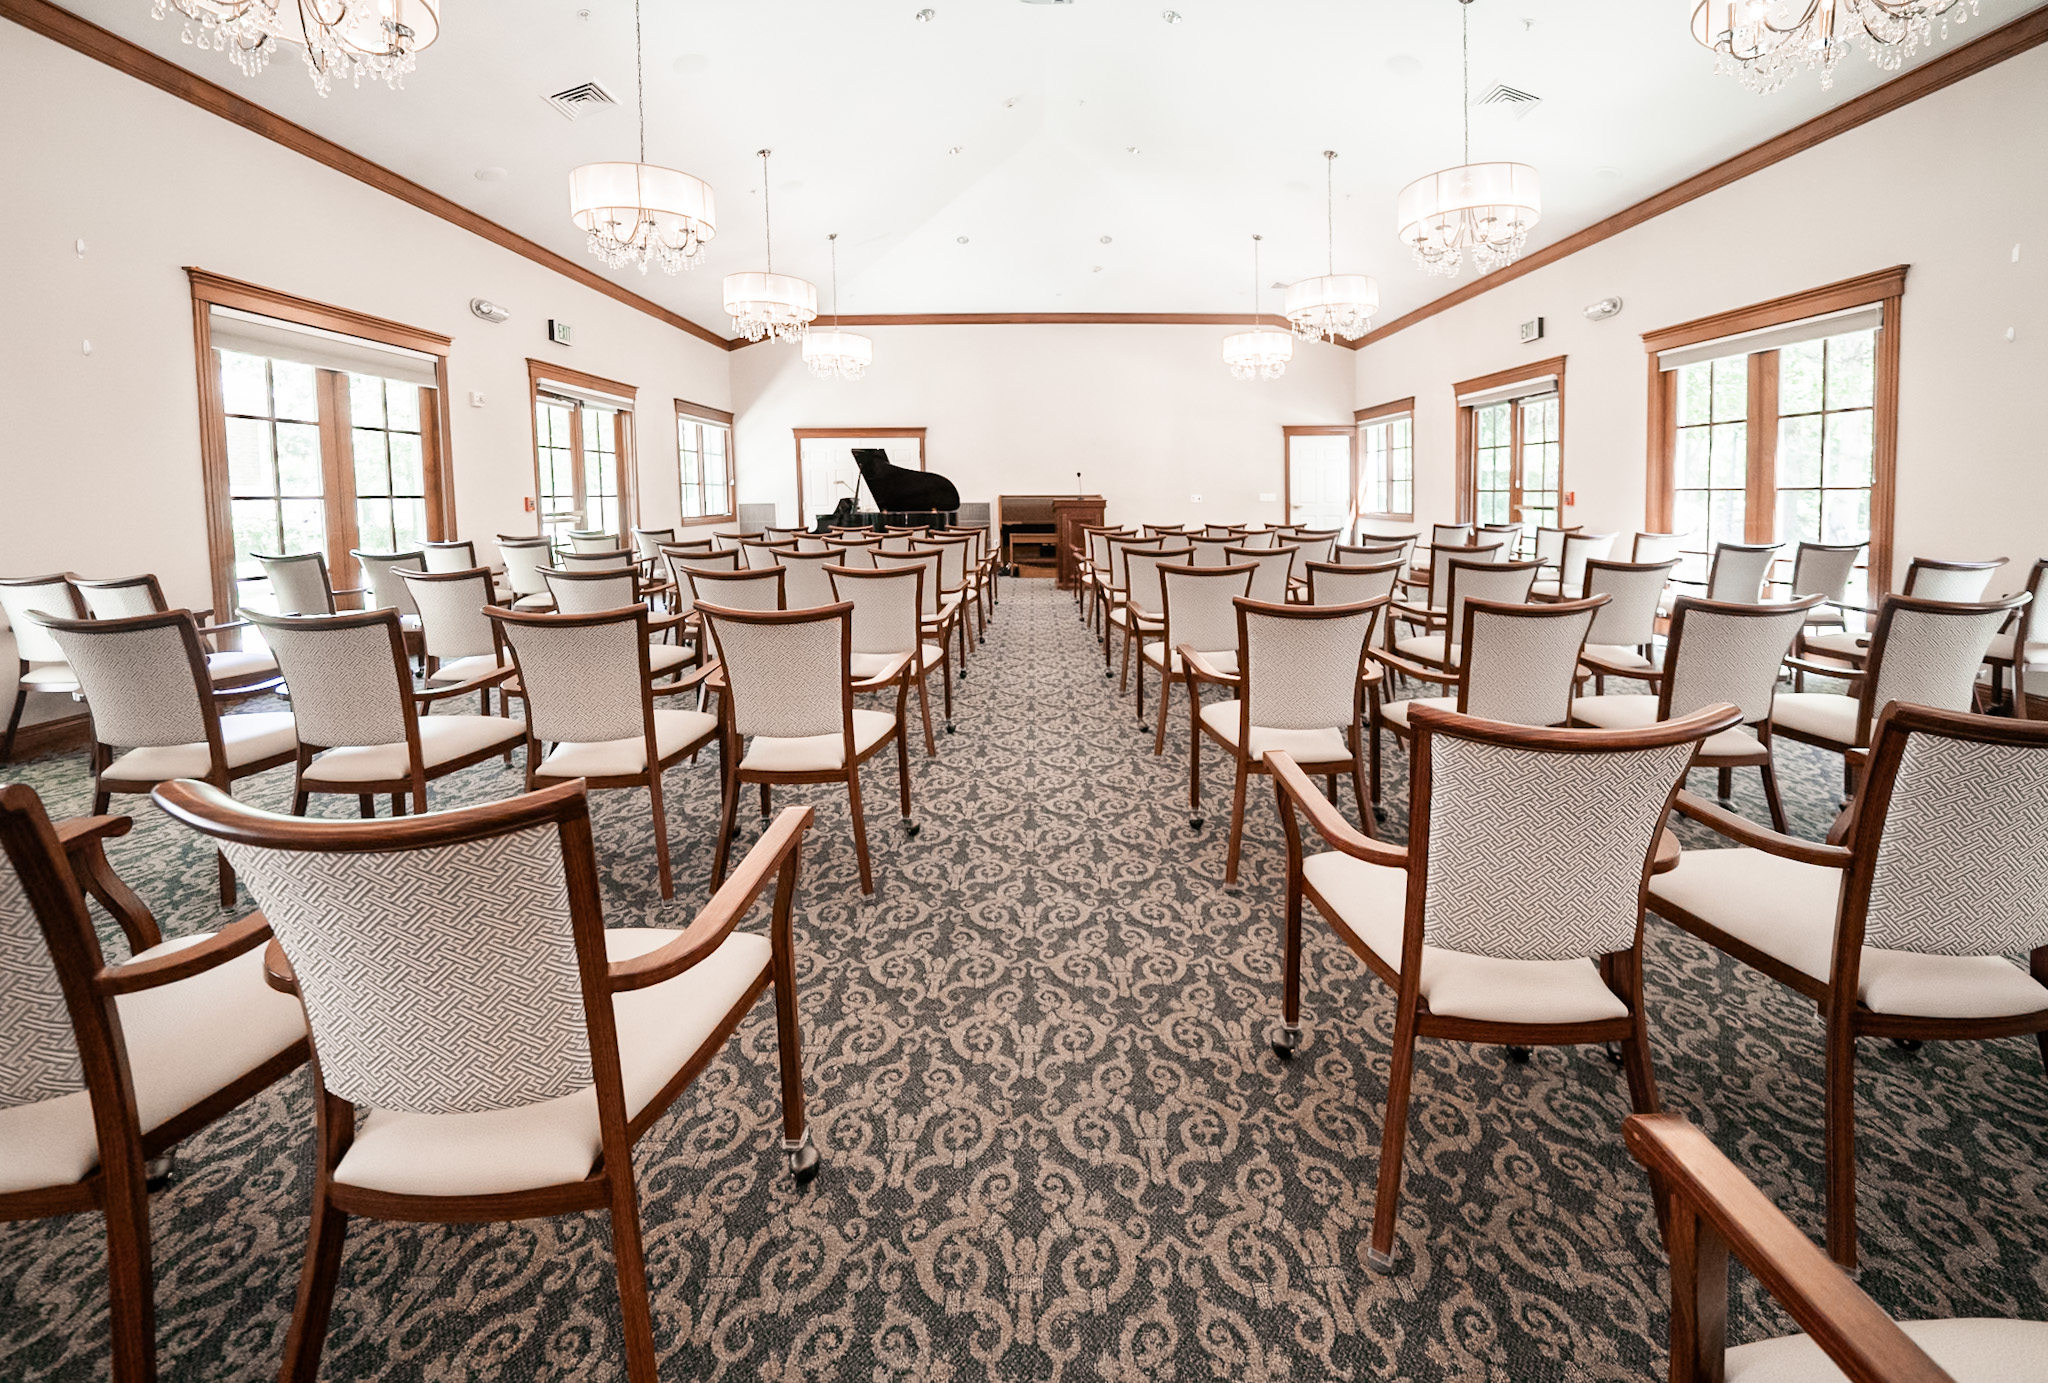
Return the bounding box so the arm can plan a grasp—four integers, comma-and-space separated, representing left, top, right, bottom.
53, 0, 2045, 337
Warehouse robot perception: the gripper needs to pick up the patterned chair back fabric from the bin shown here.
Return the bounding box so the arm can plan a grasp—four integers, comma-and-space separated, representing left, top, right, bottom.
1705, 543, 1781, 604
1457, 599, 1601, 726
913, 541, 973, 596
1787, 542, 1864, 605
1865, 595, 2022, 722
1443, 557, 1539, 634
1236, 530, 1278, 551
872, 554, 942, 616
245, 611, 409, 748
794, 536, 831, 554
1187, 536, 1238, 569
43, 613, 210, 749
1431, 524, 1476, 552
1583, 560, 1679, 649
682, 567, 784, 615
560, 549, 634, 574
829, 566, 922, 658
1664, 597, 1816, 724
1224, 546, 1299, 604
1160, 565, 1255, 659
667, 552, 739, 595
704, 607, 850, 741
396, 569, 499, 662
1291, 532, 1338, 566
0, 820, 85, 1108
1305, 559, 1402, 607
775, 551, 842, 610
1415, 716, 1702, 961
1901, 557, 2005, 603
542, 568, 640, 616
499, 540, 554, 598
743, 541, 794, 571
354, 552, 424, 617
1425, 543, 1505, 609
1532, 526, 1577, 567
497, 611, 648, 746
1632, 532, 1685, 564
419, 540, 479, 573
568, 531, 619, 555
1557, 532, 1619, 592
1239, 600, 1372, 734
1122, 548, 1193, 620
257, 553, 336, 617
823, 541, 877, 569
71, 576, 163, 620
631, 529, 675, 563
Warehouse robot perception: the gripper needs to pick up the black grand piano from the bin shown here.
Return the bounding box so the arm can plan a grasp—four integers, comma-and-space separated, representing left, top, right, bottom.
814, 448, 960, 532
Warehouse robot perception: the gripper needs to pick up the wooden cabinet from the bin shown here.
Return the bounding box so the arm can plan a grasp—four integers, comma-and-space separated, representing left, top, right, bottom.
1052, 497, 1106, 590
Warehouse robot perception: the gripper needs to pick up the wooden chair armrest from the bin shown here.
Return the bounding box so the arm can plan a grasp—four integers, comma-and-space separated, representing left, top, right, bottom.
1623, 1113, 1956, 1383
1783, 653, 1866, 682
650, 662, 717, 696
1369, 647, 1458, 685
415, 665, 515, 703
1175, 643, 1239, 686
55, 814, 132, 849
1267, 751, 1408, 869
1579, 649, 1664, 682
849, 652, 915, 692
96, 913, 273, 996
263, 937, 298, 995
610, 806, 814, 992
647, 610, 692, 636
1670, 791, 1852, 866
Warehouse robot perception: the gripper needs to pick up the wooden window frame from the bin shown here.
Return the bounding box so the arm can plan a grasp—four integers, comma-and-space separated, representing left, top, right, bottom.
675, 399, 737, 526
527, 359, 639, 539
1452, 356, 1567, 525
1281, 425, 1359, 529
188, 268, 455, 621
1353, 396, 1417, 521
792, 427, 927, 520
1643, 266, 1905, 596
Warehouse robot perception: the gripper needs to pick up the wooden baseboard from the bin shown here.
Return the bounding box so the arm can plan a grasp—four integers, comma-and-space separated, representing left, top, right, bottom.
5, 711, 90, 764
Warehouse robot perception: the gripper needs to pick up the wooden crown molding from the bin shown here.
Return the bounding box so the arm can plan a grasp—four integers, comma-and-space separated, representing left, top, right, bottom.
528, 358, 639, 400
5, 0, 734, 351
1344, 7, 2048, 352
1640, 265, 1909, 353
1354, 396, 1417, 423
187, 267, 453, 355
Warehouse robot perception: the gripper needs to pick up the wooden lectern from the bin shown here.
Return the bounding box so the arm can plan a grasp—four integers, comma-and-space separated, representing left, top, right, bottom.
1052, 497, 1106, 590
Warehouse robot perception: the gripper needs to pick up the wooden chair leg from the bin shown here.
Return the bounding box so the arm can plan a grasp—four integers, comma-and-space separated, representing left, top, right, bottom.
648, 771, 674, 900
894, 719, 913, 826
914, 674, 937, 756
759, 781, 771, 820
1223, 758, 1251, 884
1119, 622, 1133, 694
3, 687, 28, 763
606, 1176, 661, 1383
1272, 846, 1305, 1055
1824, 1016, 1860, 1267
1759, 761, 1790, 833
1618, 955, 1661, 1116
1369, 709, 1384, 805
1369, 997, 1421, 1270
711, 767, 741, 890
102, 1142, 157, 1383
1350, 744, 1372, 839
292, 791, 312, 817
216, 849, 235, 908
1153, 670, 1173, 756
1716, 766, 1734, 800
847, 769, 874, 896
1187, 683, 1205, 826
356, 794, 374, 819
281, 1099, 354, 1383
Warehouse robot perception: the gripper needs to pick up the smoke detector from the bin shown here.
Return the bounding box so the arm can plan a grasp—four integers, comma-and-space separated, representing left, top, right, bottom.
544, 81, 618, 121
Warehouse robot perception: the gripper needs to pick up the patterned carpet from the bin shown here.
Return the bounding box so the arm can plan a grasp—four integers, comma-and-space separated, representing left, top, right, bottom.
3, 578, 2044, 1382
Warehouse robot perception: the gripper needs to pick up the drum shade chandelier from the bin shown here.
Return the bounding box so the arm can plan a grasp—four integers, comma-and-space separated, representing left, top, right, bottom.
804, 234, 873, 380
151, 0, 440, 94
1691, 0, 1979, 93
1285, 151, 1379, 343
1222, 235, 1292, 381
724, 150, 819, 344
1395, 0, 1540, 279
568, 0, 715, 274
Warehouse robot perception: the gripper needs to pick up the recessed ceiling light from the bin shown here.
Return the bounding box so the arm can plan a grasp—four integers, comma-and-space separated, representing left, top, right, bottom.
474, 166, 507, 181
948, 145, 964, 154
956, 235, 969, 244
915, 8, 935, 20
1099, 235, 1112, 244
1161, 9, 1181, 21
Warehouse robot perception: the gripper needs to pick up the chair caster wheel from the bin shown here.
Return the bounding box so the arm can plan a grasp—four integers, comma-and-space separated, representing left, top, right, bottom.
1269, 1024, 1304, 1058
1890, 1038, 1923, 1052
902, 818, 921, 838
1603, 1041, 1625, 1067
1503, 1045, 1532, 1064
1188, 816, 1203, 831
784, 1133, 821, 1185
1372, 805, 1387, 822
145, 1156, 177, 1192
945, 722, 955, 734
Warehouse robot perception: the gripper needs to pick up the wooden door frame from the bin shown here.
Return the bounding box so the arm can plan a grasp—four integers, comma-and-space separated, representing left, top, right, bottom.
1451, 356, 1567, 525
792, 427, 927, 520
676, 399, 737, 526
527, 359, 640, 537
1281, 425, 1359, 527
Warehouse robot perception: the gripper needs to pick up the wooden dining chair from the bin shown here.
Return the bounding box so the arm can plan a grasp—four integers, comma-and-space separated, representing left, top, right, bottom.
1386, 554, 1539, 672
871, 553, 960, 732
1901, 555, 2007, 601
395, 567, 515, 706
1984, 557, 2048, 717
829, 562, 944, 755
1221, 543, 1300, 604
1115, 545, 1194, 711
154, 776, 819, 1383
1147, 563, 1256, 755
2, 575, 87, 761
539, 567, 695, 683
347, 550, 428, 663
1268, 701, 1740, 1270
496, 536, 559, 612
1530, 531, 1618, 601
1649, 703, 2048, 1267
416, 538, 482, 573
1571, 557, 1680, 690
255, 552, 362, 616
70, 574, 282, 696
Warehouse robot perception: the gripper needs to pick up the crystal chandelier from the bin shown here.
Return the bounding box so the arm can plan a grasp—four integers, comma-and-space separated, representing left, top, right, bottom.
1395, 0, 1540, 279
568, 0, 715, 275
150, 0, 440, 96
1692, 0, 1979, 93
1223, 235, 1292, 381
1285, 151, 1380, 342
804, 234, 873, 380
723, 151, 818, 344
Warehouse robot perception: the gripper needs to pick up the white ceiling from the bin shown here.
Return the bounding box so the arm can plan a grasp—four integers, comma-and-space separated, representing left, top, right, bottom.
55, 0, 2044, 336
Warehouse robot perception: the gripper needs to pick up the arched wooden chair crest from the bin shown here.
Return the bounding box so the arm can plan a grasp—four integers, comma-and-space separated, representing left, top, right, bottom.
701, 601, 915, 897
1529, 524, 1581, 571
1686, 541, 1782, 605
710, 528, 762, 553
629, 526, 675, 574
1187, 596, 1379, 884
1632, 531, 1685, 563
1334, 540, 1409, 569
255, 551, 360, 616
70, 574, 282, 697
1268, 700, 1739, 1270
154, 776, 817, 1383
566, 530, 621, 555
1649, 703, 2048, 1267
741, 539, 799, 571
1902, 555, 2007, 601
830, 562, 944, 755
245, 607, 524, 821
0, 783, 308, 1383
1185, 534, 1239, 569
1983, 557, 2048, 718
1290, 529, 1341, 567
763, 525, 808, 543
823, 535, 881, 568
1115, 545, 1193, 711
1304, 558, 1403, 609
3, 575, 87, 761
417, 538, 481, 573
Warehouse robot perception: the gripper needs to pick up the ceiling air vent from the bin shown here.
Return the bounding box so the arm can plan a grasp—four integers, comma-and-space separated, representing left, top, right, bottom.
545, 81, 618, 121
1474, 83, 1542, 115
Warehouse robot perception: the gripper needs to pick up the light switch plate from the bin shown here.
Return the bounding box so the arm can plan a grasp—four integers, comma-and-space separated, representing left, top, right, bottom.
468, 390, 486, 407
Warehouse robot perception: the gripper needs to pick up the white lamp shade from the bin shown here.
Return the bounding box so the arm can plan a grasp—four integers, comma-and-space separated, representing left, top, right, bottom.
268, 0, 442, 53
1222, 329, 1293, 379
803, 329, 874, 378
1284, 274, 1380, 319
1396, 162, 1541, 247
723, 272, 819, 322
569, 162, 717, 241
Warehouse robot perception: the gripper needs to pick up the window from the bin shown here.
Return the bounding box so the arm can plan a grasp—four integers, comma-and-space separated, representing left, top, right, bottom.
1283, 426, 1356, 530
1646, 267, 1902, 596
1355, 399, 1414, 519
677, 401, 736, 522
1454, 356, 1566, 532
794, 429, 927, 524
528, 360, 638, 547
192, 270, 452, 621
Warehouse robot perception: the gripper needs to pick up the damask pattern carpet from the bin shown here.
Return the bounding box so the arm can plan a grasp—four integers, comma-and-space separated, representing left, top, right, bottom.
2, 578, 2044, 1381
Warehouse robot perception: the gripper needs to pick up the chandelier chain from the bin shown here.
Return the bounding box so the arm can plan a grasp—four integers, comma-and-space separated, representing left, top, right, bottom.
1461, 0, 1471, 167
1324, 151, 1335, 277
760, 151, 774, 273
635, 0, 645, 164
830, 233, 841, 327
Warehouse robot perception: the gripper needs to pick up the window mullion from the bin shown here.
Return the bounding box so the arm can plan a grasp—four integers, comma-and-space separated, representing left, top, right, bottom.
1745, 351, 1776, 545
316, 368, 360, 593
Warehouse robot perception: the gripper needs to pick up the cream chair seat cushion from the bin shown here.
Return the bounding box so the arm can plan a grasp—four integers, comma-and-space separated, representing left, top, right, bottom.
537, 709, 718, 779
332, 929, 769, 1198
1582, 642, 1655, 672
1199, 700, 1350, 764
1802, 630, 1870, 660
306, 715, 528, 782
19, 663, 81, 691
1724, 1317, 2048, 1383
1985, 631, 2048, 668
1302, 853, 1628, 1024
1378, 697, 1457, 730
1571, 695, 1766, 760
1107, 606, 1163, 630
648, 642, 693, 675
0, 935, 305, 1195
1648, 848, 2048, 1019
509, 594, 555, 612
426, 653, 513, 685
103, 711, 298, 781
1141, 643, 1238, 677
1530, 578, 1565, 599
204, 649, 279, 684
1394, 634, 1460, 666
741, 708, 895, 773
1770, 692, 1861, 747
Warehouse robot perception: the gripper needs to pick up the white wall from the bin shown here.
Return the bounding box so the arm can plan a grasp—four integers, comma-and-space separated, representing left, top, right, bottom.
1354, 44, 2048, 594
730, 324, 1356, 530
0, 21, 731, 730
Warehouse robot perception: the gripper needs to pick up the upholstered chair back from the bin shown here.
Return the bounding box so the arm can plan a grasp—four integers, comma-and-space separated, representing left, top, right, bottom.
1583, 559, 1679, 649
829, 565, 922, 658
658, 538, 718, 561
497, 610, 648, 746
1443, 556, 1538, 633
1238, 599, 1372, 733
257, 553, 336, 616
775, 551, 842, 610
245, 610, 409, 749
1188, 535, 1238, 569
1788, 542, 1864, 605
742, 541, 795, 570
879, 534, 919, 555
872, 554, 942, 615
560, 549, 635, 573
1706, 542, 1781, 603
824, 539, 877, 569
1425, 542, 1505, 609
1122, 547, 1193, 620
567, 531, 619, 555
683, 567, 784, 615
764, 527, 806, 543
1160, 564, 1254, 658
667, 551, 738, 594
1141, 524, 1184, 538
1902, 557, 2005, 603
71, 576, 163, 620
1866, 594, 2024, 722
1235, 529, 1278, 551
631, 528, 675, 563
1557, 532, 1619, 592
1413, 710, 1702, 961
1305, 559, 1401, 607
1478, 523, 1524, 555
1664, 596, 1815, 725
354, 551, 424, 617
711, 530, 760, 553
1851, 708, 2048, 958
542, 568, 639, 616
1335, 540, 1409, 569
1431, 523, 1475, 551
914, 540, 972, 594
1532, 526, 1577, 566
396, 568, 498, 661
1632, 532, 1685, 564
498, 539, 554, 598
703, 606, 850, 741
42, 612, 209, 749
418, 539, 479, 573
0, 823, 84, 1108
1292, 532, 1339, 566
1457, 598, 1601, 726
1224, 545, 1299, 604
